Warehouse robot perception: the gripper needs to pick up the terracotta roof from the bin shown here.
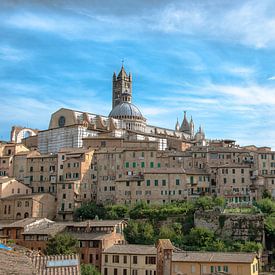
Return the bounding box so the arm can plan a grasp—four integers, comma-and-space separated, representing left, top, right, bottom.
104, 244, 157, 255
0, 249, 36, 274
172, 251, 257, 263
31, 254, 80, 275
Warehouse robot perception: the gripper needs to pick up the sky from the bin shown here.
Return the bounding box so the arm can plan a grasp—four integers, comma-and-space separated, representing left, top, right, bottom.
1, 0, 275, 147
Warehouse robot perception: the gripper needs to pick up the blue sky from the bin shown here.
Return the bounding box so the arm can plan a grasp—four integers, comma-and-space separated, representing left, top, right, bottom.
1, 0, 275, 147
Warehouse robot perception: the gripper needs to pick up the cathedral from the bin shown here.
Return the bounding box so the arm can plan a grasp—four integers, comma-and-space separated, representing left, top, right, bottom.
38, 66, 205, 153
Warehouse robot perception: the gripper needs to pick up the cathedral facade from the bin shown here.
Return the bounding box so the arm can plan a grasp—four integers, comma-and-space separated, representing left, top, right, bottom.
38, 66, 205, 154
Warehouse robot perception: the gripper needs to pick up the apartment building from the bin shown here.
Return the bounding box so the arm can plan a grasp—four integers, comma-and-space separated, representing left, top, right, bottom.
56, 148, 94, 221
102, 244, 157, 275
26, 153, 58, 193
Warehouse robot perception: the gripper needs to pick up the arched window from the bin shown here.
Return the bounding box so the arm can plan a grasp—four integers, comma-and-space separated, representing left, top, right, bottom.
16, 213, 21, 219
24, 212, 29, 218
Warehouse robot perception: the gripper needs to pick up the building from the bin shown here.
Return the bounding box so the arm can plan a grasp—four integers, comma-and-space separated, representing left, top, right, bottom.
101, 244, 157, 275
0, 177, 32, 198
0, 193, 56, 221
171, 251, 259, 275
157, 239, 259, 275
37, 66, 202, 154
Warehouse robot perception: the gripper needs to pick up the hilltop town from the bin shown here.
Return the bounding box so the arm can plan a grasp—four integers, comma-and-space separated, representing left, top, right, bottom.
0, 67, 274, 274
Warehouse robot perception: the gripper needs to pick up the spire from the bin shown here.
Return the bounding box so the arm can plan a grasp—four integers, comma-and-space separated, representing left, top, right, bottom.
118, 59, 127, 79
180, 111, 190, 133
190, 116, 194, 137
175, 118, 180, 131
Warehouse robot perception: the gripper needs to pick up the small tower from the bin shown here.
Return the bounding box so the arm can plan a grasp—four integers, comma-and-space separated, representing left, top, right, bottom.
175, 118, 180, 131
112, 64, 132, 108
180, 111, 190, 133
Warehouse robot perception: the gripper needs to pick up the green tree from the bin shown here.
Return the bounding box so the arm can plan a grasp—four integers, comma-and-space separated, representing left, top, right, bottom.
240, 241, 262, 253
124, 220, 155, 244
105, 205, 128, 219
262, 189, 272, 199
81, 264, 101, 275
184, 227, 215, 250
74, 202, 107, 220
45, 233, 78, 255
256, 198, 275, 215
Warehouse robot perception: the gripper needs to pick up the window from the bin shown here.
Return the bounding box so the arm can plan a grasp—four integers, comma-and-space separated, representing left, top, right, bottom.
218, 266, 221, 272
157, 163, 161, 168
40, 166, 44, 172
132, 270, 138, 275
112, 255, 119, 263
141, 162, 145, 168
114, 269, 118, 275
123, 269, 127, 275
224, 178, 227, 184
242, 178, 245, 183
62, 183, 65, 189
223, 266, 229, 272
123, 255, 127, 264
232, 169, 235, 174
211, 266, 214, 273
191, 265, 195, 273
125, 162, 129, 168
150, 162, 154, 168
241, 168, 244, 174
176, 179, 180, 185
104, 268, 108, 275
133, 256, 138, 264
40, 175, 43, 181
133, 162, 136, 168
68, 203, 72, 209
146, 180, 150, 186
105, 255, 108, 263
17, 188, 20, 194
126, 181, 130, 187
162, 179, 166, 186
30, 166, 33, 172
25, 201, 29, 207
145, 256, 156, 265
63, 194, 66, 199
154, 180, 158, 186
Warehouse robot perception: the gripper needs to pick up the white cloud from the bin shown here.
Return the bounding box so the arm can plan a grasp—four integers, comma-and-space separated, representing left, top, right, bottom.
0, 45, 30, 62
268, 76, 275, 80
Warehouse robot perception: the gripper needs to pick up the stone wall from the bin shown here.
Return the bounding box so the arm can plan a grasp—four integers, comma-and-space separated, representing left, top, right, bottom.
194, 208, 265, 242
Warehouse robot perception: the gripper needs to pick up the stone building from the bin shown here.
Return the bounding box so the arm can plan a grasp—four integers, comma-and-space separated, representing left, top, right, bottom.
0, 193, 56, 221
37, 66, 201, 154
0, 143, 29, 177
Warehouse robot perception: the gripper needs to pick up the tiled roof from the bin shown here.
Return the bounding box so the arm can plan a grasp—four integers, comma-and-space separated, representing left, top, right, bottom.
158, 239, 173, 249
2, 218, 38, 228
31, 254, 80, 275
0, 249, 36, 274
69, 232, 113, 241
23, 223, 67, 236
73, 220, 125, 227
104, 244, 157, 255
144, 168, 186, 174
172, 251, 257, 263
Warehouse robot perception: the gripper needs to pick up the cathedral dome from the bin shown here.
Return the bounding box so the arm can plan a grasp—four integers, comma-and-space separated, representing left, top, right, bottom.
109, 102, 144, 120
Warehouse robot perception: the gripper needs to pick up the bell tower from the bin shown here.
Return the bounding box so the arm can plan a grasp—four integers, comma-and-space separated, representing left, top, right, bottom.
112, 64, 132, 108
